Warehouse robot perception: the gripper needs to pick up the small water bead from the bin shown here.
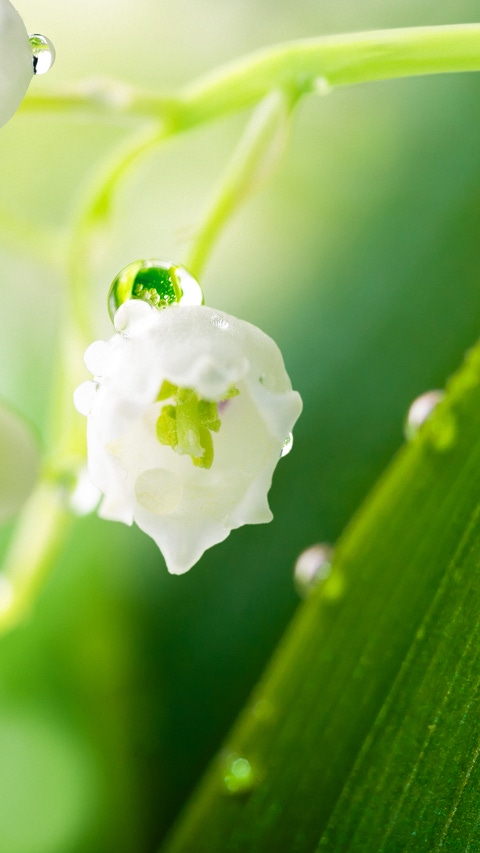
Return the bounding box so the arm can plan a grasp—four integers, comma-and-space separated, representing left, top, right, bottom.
108, 259, 203, 322
222, 752, 259, 796
294, 543, 334, 598
211, 314, 230, 331
280, 432, 293, 458
29, 34, 56, 75
404, 390, 445, 441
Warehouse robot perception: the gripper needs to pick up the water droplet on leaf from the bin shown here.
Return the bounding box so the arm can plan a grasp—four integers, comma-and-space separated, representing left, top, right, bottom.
108, 259, 203, 321
294, 543, 333, 598
29, 34, 56, 75
280, 432, 293, 457
222, 752, 259, 796
405, 390, 444, 440
405, 389, 456, 451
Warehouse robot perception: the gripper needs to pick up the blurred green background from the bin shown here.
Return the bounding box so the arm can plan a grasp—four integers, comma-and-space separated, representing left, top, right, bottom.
1, 1, 480, 850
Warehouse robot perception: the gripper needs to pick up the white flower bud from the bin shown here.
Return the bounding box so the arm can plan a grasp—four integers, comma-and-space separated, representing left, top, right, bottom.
0, 0, 33, 128
75, 302, 302, 574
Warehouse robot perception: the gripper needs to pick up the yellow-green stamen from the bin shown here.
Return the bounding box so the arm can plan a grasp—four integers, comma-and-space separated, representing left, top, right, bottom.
155, 380, 238, 469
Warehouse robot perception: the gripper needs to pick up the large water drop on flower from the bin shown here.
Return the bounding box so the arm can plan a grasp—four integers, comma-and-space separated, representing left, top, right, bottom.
280, 432, 293, 457
294, 543, 333, 598
108, 259, 203, 322
29, 34, 56, 75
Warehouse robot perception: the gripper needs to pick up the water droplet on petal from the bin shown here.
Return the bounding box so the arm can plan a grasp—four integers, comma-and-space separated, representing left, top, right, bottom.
211, 314, 230, 330
405, 390, 444, 440
280, 432, 293, 457
108, 259, 203, 321
29, 34, 56, 75
294, 543, 334, 598
222, 752, 259, 796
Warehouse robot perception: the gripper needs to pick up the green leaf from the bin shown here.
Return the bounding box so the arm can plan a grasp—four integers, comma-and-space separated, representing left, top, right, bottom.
161, 336, 480, 851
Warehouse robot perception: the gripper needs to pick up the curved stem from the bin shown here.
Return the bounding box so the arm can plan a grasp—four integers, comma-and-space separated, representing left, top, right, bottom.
68, 122, 170, 342
186, 90, 296, 279
22, 25, 480, 129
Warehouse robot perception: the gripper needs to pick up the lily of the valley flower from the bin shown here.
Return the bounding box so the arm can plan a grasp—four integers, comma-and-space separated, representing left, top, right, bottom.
74, 300, 302, 574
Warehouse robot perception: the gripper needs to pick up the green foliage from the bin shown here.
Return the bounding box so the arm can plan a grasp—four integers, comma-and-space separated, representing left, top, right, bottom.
163, 338, 480, 852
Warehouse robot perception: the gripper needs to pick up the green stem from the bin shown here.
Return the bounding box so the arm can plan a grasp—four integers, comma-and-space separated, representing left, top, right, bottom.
186, 90, 296, 279
22, 25, 480, 129
0, 481, 71, 634
68, 123, 168, 341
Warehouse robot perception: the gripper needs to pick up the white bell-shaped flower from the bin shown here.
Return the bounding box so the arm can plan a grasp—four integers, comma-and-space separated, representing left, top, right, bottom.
75, 301, 302, 574
0, 0, 33, 128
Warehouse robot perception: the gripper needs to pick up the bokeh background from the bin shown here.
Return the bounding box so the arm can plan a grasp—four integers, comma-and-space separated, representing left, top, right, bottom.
1, 1, 480, 850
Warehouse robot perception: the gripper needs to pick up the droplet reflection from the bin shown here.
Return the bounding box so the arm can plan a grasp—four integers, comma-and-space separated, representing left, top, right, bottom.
294, 543, 333, 598
108, 259, 203, 322
29, 34, 56, 75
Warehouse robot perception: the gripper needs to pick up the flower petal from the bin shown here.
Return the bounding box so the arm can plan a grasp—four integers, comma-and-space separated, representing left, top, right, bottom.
75, 303, 302, 573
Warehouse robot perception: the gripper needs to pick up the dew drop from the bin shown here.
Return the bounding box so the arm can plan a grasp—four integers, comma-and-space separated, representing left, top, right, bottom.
294, 543, 334, 598
108, 259, 203, 322
404, 390, 444, 441
222, 752, 259, 796
211, 314, 230, 330
29, 34, 56, 75
280, 432, 293, 458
